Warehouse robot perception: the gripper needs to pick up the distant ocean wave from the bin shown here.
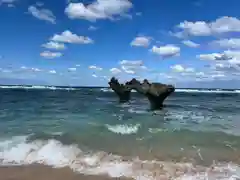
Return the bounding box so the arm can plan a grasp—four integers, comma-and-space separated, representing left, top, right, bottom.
0, 86, 239, 94
0, 135, 239, 180
0, 85, 76, 90
175, 89, 240, 93
101, 88, 240, 94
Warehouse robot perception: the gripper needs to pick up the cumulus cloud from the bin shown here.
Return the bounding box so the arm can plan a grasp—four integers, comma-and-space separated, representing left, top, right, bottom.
110, 68, 121, 74
42, 41, 66, 50
68, 67, 76, 72
197, 50, 240, 78
19, 66, 42, 73
130, 36, 151, 47
171, 64, 195, 73
120, 60, 143, 66
49, 70, 56, 74
197, 51, 236, 61
28, 5, 56, 24
89, 65, 103, 71
40, 51, 62, 59
92, 74, 98, 78
151, 45, 180, 58
65, 0, 133, 21
30, 68, 41, 72
119, 60, 146, 74
51, 30, 94, 44
182, 40, 200, 48
173, 16, 240, 37
210, 38, 240, 49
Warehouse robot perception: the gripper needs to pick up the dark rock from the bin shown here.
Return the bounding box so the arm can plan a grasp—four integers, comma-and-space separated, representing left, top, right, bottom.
108, 77, 131, 103
126, 78, 175, 110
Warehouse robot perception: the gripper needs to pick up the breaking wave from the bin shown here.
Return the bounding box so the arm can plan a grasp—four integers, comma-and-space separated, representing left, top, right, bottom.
105, 124, 140, 135
1, 86, 239, 94
0, 136, 239, 180
100, 88, 240, 94
0, 85, 76, 90
100, 88, 137, 93
175, 89, 240, 94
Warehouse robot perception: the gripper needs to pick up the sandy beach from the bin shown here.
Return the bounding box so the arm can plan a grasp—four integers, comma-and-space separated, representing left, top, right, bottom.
0, 165, 133, 180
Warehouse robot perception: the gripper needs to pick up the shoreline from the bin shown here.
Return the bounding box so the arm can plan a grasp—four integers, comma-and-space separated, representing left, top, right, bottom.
0, 165, 133, 180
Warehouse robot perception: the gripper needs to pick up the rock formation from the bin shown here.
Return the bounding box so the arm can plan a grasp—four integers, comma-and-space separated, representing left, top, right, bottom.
126, 78, 175, 110
108, 77, 131, 103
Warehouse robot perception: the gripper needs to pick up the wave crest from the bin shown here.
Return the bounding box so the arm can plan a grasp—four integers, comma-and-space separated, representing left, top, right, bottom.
0, 136, 239, 180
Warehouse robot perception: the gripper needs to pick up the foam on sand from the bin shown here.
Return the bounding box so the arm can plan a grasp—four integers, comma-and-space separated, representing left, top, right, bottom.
0, 136, 239, 180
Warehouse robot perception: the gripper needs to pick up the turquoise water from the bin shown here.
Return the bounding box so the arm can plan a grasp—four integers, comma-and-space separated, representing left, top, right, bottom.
0, 88, 240, 179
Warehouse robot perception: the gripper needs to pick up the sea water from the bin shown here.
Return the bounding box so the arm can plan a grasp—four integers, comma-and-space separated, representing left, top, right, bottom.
0, 87, 240, 179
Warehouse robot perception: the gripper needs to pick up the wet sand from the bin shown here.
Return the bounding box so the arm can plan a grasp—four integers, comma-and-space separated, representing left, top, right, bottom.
0, 165, 133, 180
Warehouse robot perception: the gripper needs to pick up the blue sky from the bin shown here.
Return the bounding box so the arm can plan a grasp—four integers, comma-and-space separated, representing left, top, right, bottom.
0, 0, 240, 88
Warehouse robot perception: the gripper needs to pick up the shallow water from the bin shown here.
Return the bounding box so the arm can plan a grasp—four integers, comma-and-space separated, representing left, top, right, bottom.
0, 88, 240, 179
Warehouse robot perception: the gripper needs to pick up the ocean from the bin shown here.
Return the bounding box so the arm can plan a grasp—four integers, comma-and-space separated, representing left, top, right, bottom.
0, 87, 240, 180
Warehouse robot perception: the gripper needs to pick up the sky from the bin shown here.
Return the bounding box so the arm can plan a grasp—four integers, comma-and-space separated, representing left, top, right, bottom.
0, 0, 240, 88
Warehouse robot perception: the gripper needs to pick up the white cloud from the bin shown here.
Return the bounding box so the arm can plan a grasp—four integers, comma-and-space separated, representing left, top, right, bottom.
174, 16, 240, 37
40, 51, 62, 59
210, 38, 240, 49
198, 50, 240, 76
197, 51, 239, 61
171, 64, 195, 73
178, 21, 211, 36
211, 73, 225, 78
119, 60, 143, 66
68, 67, 77, 72
75, 64, 81, 67
42, 41, 66, 50
51, 30, 93, 44
182, 40, 200, 48
151, 45, 180, 58
65, 0, 133, 21
31, 68, 41, 72
110, 68, 121, 74
185, 67, 195, 73
89, 65, 103, 71
195, 72, 205, 77
28, 5, 56, 24
88, 26, 98, 31
119, 60, 145, 74
92, 74, 98, 78
121, 66, 135, 74
21, 66, 27, 69
130, 36, 151, 47
211, 16, 240, 34
197, 53, 223, 61
49, 70, 56, 74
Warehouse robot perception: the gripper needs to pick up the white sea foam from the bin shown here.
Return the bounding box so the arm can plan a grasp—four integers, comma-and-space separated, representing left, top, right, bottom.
128, 108, 147, 114
0, 85, 76, 90
0, 136, 239, 180
100, 88, 113, 92
175, 89, 240, 94
100, 88, 137, 93
105, 124, 140, 135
